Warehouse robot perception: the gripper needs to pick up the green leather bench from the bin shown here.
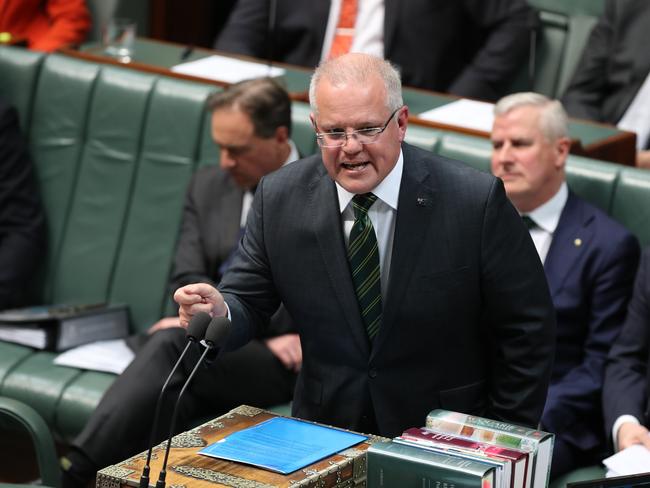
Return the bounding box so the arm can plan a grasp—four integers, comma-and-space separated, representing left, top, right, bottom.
1, 48, 647, 488
0, 45, 319, 444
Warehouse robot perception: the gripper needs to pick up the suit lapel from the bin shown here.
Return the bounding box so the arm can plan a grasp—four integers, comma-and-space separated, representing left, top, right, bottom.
544, 192, 594, 297
308, 166, 370, 356
372, 145, 436, 358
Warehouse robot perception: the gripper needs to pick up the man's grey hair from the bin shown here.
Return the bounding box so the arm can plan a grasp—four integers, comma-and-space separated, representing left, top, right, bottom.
494, 92, 569, 141
309, 53, 403, 115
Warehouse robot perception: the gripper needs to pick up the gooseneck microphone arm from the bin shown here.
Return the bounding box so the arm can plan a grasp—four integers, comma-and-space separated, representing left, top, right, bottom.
155, 316, 232, 488
138, 312, 212, 488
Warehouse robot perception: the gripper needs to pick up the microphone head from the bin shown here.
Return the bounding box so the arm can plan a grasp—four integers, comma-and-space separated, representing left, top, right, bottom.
204, 316, 232, 348
186, 312, 211, 342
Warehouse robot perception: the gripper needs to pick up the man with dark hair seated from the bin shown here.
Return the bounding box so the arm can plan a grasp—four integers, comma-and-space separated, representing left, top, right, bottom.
62, 78, 302, 488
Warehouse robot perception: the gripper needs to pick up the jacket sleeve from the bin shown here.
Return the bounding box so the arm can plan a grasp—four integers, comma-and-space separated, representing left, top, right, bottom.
603, 248, 650, 435
0, 101, 47, 309
450, 0, 538, 100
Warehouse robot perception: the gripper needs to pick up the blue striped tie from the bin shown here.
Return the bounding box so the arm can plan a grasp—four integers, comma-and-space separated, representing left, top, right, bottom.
348, 193, 382, 339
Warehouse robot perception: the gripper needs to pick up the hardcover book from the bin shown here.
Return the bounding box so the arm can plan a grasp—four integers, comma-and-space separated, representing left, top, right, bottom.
425, 409, 553, 488
0, 303, 129, 351
397, 427, 530, 488
368, 440, 497, 488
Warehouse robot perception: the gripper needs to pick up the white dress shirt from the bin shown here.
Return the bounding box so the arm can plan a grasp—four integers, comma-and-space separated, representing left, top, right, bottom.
336, 149, 403, 298
524, 182, 568, 264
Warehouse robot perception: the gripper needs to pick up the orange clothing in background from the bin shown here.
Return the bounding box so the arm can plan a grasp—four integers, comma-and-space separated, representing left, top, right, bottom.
0, 0, 91, 52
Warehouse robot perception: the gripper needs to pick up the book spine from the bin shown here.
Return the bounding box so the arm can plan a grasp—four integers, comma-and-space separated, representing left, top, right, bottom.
368, 444, 495, 488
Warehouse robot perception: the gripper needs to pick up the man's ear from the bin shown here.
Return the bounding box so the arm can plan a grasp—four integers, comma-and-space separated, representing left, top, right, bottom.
274, 125, 289, 143
396, 106, 409, 142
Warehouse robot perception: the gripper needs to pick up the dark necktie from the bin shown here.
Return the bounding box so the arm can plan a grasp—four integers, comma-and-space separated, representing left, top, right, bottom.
521, 215, 538, 231
348, 193, 382, 339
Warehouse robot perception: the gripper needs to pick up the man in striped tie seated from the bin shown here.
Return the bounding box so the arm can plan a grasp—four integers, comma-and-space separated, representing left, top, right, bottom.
490, 92, 640, 479
176, 53, 555, 442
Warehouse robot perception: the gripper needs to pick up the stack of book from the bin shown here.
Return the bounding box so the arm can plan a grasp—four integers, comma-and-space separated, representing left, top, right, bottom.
368, 409, 554, 488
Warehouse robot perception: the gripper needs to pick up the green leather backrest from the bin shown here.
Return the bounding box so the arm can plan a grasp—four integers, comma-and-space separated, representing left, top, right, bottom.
565, 155, 618, 213
532, 11, 569, 98
610, 167, 650, 247
108, 78, 215, 332
292, 101, 317, 157
50, 67, 155, 305
555, 15, 599, 98
28, 55, 100, 303
404, 124, 442, 153
436, 133, 492, 173
0, 46, 44, 132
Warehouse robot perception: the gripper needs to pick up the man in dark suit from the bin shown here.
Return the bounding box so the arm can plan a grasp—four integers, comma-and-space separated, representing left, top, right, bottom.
0, 96, 46, 310
215, 0, 536, 101
561, 0, 650, 168
490, 92, 640, 478
62, 78, 302, 488
176, 53, 556, 439
603, 247, 650, 454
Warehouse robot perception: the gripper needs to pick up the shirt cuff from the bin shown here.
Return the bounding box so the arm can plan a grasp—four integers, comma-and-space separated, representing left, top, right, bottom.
613, 415, 641, 451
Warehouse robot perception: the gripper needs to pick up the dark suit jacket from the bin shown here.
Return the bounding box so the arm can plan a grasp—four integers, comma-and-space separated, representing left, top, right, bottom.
0, 98, 46, 309
562, 0, 650, 127
218, 142, 556, 437
215, 0, 535, 101
603, 247, 650, 435
170, 164, 294, 338
540, 192, 639, 453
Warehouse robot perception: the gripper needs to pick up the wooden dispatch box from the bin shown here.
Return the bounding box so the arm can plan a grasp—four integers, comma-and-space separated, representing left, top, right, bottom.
96, 405, 389, 488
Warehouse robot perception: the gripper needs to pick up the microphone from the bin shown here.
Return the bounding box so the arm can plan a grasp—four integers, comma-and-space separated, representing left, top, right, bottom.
154, 316, 232, 488
138, 312, 211, 488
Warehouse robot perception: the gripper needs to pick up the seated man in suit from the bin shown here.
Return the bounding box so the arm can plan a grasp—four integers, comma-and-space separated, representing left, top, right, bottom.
215, 0, 537, 101
603, 247, 650, 454
490, 92, 641, 478
176, 53, 556, 440
561, 0, 650, 168
62, 77, 302, 488
0, 96, 46, 310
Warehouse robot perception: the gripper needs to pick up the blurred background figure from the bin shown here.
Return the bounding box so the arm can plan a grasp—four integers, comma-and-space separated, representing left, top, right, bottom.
562, 0, 650, 168
0, 96, 47, 310
0, 0, 91, 52
215, 0, 538, 101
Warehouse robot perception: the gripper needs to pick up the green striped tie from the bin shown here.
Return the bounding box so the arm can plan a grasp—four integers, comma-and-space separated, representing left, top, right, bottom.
348, 193, 382, 339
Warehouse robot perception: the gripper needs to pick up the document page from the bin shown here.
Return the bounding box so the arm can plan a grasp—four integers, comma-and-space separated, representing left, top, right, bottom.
418, 99, 495, 133
199, 416, 367, 474
603, 444, 650, 477
171, 55, 285, 83
54, 339, 135, 374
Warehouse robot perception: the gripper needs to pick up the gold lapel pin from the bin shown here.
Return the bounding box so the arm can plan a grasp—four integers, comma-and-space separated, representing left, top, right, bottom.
574, 238, 582, 247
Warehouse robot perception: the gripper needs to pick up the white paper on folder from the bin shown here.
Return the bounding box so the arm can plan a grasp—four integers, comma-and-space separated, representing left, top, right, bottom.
54, 339, 135, 374
418, 99, 495, 133
603, 444, 650, 476
171, 55, 285, 83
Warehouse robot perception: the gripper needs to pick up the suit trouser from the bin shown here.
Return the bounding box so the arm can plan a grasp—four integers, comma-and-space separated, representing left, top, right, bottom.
72, 327, 296, 471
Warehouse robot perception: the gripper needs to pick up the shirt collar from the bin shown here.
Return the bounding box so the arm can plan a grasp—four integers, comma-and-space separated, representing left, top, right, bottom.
526, 182, 568, 233
285, 139, 300, 165
336, 149, 403, 213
